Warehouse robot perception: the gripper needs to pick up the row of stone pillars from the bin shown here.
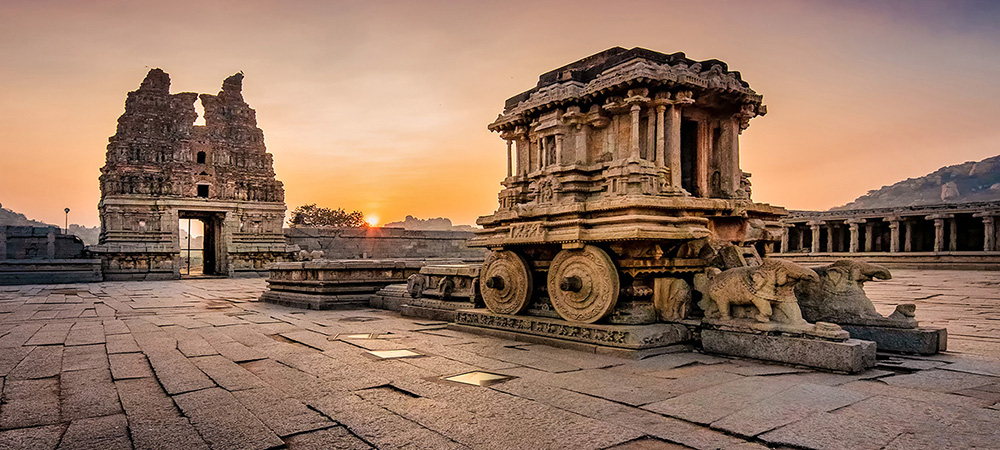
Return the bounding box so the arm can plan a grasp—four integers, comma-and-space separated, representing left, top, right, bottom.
780, 213, 998, 253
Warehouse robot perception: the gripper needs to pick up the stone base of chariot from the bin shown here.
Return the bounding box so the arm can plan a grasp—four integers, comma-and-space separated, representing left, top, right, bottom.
369, 284, 476, 321
841, 325, 947, 355
700, 328, 877, 373
450, 309, 693, 359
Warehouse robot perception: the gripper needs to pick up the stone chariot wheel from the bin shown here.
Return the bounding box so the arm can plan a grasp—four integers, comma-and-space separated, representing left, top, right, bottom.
547, 245, 619, 324
479, 250, 533, 315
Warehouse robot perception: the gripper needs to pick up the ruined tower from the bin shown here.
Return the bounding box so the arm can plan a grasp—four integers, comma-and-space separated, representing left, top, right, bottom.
90, 69, 298, 280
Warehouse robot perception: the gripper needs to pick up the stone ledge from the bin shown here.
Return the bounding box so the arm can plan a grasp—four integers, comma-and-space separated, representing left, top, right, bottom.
841, 325, 947, 355
259, 290, 370, 310
701, 328, 876, 373
453, 309, 691, 350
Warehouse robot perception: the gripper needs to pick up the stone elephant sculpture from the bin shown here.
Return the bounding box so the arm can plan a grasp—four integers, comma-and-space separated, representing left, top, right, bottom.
697, 258, 819, 324
796, 259, 916, 328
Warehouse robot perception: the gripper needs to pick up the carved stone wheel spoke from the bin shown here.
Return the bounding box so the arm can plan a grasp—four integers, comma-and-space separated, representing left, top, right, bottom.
547, 245, 619, 324
479, 250, 533, 315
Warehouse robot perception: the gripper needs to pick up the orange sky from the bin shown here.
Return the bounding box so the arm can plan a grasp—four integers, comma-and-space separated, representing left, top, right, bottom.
2, 0, 999, 227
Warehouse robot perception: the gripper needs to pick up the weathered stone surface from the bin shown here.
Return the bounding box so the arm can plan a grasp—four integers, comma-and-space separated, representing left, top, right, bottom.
281, 426, 373, 450
143, 348, 215, 394
116, 377, 209, 449
62, 343, 108, 372
57, 413, 131, 450
0, 378, 61, 429
642, 377, 801, 425
842, 325, 947, 355
710, 382, 869, 436
190, 355, 266, 391
9, 345, 62, 379
105, 333, 141, 354
453, 309, 690, 350
231, 386, 333, 437
0, 423, 65, 450
701, 329, 876, 373
109, 352, 154, 380
173, 387, 284, 450
60, 368, 122, 420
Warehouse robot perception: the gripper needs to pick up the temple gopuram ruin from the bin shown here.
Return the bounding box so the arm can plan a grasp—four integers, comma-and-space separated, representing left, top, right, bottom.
88, 69, 298, 280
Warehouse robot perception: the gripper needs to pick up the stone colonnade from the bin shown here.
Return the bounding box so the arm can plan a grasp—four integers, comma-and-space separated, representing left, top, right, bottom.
779, 203, 1000, 254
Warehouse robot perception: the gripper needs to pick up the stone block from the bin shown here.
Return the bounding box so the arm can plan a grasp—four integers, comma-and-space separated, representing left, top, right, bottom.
453, 309, 691, 351
841, 325, 947, 355
700, 328, 876, 373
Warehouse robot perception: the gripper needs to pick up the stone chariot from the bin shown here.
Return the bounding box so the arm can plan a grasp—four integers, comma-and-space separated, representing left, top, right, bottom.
469, 47, 784, 325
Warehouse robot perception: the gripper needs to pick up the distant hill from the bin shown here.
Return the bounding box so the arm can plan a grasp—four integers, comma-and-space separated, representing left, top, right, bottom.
833, 154, 1000, 210
0, 203, 100, 245
0, 203, 51, 227
383, 215, 476, 232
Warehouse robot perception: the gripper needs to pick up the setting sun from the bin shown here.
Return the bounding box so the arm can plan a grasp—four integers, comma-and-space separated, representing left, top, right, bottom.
365, 215, 379, 227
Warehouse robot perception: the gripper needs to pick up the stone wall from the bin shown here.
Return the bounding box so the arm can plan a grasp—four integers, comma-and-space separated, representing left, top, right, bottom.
1, 226, 86, 260
285, 227, 486, 261
0, 226, 102, 285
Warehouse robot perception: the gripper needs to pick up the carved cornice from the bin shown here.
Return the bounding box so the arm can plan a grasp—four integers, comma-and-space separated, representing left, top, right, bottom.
489, 55, 762, 132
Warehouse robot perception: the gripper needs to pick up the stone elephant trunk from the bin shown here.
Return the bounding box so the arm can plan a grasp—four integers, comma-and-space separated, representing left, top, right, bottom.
796, 259, 916, 328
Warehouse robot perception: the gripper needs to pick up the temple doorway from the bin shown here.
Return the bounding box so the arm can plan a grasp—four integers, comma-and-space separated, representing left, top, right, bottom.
178, 211, 224, 276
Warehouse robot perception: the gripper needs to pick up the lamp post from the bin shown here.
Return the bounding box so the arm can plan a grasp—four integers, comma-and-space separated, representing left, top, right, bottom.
64, 208, 70, 234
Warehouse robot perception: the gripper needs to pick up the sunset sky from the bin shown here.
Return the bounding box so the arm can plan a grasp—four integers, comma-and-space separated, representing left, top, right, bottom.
2, 0, 999, 228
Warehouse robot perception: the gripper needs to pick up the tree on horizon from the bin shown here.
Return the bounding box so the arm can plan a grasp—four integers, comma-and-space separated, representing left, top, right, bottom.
288, 204, 367, 227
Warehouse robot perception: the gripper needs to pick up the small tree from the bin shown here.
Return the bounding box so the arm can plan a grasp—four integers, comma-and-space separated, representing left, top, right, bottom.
289, 204, 367, 227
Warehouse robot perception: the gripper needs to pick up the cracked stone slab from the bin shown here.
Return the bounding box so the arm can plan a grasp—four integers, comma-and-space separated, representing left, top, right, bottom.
710, 382, 870, 437
57, 413, 131, 450
173, 387, 284, 450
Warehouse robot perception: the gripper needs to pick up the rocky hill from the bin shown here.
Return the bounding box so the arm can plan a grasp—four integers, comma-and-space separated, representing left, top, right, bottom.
0, 203, 50, 227
833, 154, 1000, 210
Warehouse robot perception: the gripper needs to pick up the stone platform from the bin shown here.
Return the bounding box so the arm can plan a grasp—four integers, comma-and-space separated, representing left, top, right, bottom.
701, 328, 877, 373
0, 259, 103, 285
260, 259, 463, 309
451, 309, 692, 358
0, 271, 999, 450
842, 325, 948, 355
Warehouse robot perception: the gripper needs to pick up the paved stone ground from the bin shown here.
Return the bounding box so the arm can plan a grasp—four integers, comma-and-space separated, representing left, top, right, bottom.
0, 270, 998, 450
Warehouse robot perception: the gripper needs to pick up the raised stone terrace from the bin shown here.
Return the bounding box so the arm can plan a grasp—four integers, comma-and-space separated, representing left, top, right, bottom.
1, 271, 999, 449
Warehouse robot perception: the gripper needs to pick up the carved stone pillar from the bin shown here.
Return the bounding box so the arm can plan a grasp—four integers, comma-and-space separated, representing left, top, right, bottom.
0, 228, 6, 260
696, 121, 710, 197
655, 105, 666, 168
847, 219, 862, 253
975, 212, 996, 252
780, 224, 791, 253
827, 223, 837, 253
949, 217, 958, 252
718, 116, 741, 197
904, 220, 913, 252
624, 88, 649, 161
505, 140, 513, 177
809, 221, 822, 253
927, 215, 951, 253
555, 134, 564, 166
886, 217, 901, 253
46, 229, 56, 259
665, 105, 682, 188
798, 226, 806, 251
984, 216, 996, 252
864, 222, 875, 252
